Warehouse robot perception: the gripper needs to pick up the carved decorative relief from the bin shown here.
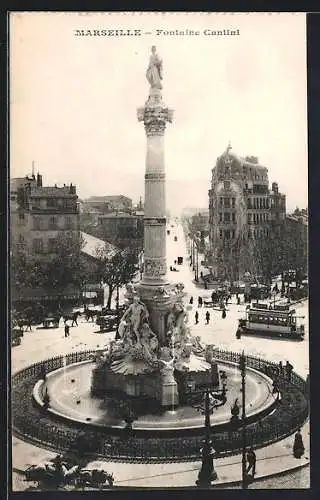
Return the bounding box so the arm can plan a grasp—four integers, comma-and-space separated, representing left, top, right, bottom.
145, 173, 165, 181
144, 217, 166, 226
144, 257, 167, 277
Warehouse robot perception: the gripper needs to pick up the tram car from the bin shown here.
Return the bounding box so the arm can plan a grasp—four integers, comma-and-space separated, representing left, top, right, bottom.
237, 302, 305, 341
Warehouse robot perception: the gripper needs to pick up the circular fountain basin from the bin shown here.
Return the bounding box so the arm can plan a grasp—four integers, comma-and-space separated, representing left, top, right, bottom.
34, 360, 277, 436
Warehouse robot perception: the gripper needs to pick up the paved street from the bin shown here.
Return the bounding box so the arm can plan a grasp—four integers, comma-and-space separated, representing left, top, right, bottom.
11, 220, 309, 490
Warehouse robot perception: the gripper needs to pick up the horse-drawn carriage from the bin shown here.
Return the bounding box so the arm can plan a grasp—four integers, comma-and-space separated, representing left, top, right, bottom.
11, 327, 23, 346
23, 456, 114, 490
96, 315, 118, 332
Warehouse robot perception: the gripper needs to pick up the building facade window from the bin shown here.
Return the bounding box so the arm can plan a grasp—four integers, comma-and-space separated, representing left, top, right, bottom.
232, 198, 235, 208
219, 212, 222, 223
219, 229, 223, 239
47, 198, 58, 208
224, 230, 230, 240
231, 212, 236, 223
48, 238, 58, 253
49, 216, 58, 229
33, 217, 42, 230
33, 238, 43, 253
224, 212, 230, 223
224, 198, 230, 208
65, 216, 73, 229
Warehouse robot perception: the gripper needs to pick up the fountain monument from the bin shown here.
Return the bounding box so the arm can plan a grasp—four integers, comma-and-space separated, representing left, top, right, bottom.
91, 47, 219, 407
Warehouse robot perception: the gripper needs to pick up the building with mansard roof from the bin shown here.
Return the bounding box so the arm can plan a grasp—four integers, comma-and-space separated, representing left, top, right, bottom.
10, 172, 80, 259
208, 145, 286, 281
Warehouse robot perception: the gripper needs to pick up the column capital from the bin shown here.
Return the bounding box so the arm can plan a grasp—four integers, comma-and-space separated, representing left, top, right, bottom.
138, 106, 173, 137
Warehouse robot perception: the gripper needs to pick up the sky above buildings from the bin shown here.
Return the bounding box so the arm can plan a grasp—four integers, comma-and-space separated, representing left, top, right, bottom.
10, 12, 307, 214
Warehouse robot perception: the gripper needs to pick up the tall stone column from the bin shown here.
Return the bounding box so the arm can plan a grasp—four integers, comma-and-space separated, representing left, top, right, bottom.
137, 87, 173, 287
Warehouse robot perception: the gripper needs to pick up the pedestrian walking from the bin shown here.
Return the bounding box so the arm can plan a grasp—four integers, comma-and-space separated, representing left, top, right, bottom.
205, 311, 210, 325
246, 447, 256, 477
25, 318, 32, 331
198, 296, 203, 307
293, 428, 305, 458
195, 311, 199, 325
189, 296, 194, 305
65, 324, 70, 338
222, 308, 227, 319
237, 295, 241, 305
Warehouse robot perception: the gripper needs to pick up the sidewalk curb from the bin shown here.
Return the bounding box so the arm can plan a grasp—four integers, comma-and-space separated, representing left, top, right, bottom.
110, 460, 310, 489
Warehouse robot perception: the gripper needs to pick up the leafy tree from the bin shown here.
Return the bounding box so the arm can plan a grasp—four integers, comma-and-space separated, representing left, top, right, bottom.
44, 231, 86, 291
252, 220, 307, 284
95, 244, 138, 308
11, 244, 47, 290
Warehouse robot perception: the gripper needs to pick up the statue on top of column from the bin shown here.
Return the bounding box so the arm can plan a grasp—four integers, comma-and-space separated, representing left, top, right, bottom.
146, 46, 163, 90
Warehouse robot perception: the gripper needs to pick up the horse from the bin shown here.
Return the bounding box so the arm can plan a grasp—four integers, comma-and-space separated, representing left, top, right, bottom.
63, 311, 80, 327
84, 309, 97, 322
77, 468, 114, 489
24, 461, 81, 488
24, 463, 62, 487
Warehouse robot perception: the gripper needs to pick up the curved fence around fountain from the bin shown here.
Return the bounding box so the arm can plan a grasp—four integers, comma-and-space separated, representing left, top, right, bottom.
12, 349, 309, 462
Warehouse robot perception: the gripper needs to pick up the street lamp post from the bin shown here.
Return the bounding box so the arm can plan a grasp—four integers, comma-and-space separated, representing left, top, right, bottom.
187, 378, 228, 488
195, 243, 199, 282
192, 238, 196, 271
239, 351, 247, 489
196, 388, 218, 488
115, 285, 120, 340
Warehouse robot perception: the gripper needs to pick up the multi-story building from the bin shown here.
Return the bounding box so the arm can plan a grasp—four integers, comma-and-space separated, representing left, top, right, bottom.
83, 195, 133, 214
208, 146, 286, 281
11, 173, 80, 259
96, 211, 144, 252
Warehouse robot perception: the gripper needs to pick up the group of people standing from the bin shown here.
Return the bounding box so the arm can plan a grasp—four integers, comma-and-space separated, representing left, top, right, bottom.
190, 295, 228, 325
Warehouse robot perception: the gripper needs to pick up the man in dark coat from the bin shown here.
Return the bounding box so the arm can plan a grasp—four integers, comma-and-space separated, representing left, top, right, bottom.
195, 310, 199, 325
246, 447, 256, 477
205, 311, 210, 325
65, 324, 70, 338
293, 428, 305, 458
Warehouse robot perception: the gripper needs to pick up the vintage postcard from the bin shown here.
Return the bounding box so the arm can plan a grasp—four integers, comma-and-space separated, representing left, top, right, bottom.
10, 12, 309, 491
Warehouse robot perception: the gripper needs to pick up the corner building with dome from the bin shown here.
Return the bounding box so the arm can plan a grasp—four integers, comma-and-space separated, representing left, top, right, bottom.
208, 146, 286, 282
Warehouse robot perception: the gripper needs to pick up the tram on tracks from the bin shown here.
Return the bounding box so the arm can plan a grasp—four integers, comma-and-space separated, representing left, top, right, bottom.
237, 302, 305, 341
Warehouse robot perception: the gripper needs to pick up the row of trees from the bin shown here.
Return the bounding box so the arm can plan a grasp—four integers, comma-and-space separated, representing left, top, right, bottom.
11, 232, 138, 308
252, 221, 307, 284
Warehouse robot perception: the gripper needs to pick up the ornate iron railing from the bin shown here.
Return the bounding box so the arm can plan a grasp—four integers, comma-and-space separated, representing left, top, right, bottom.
12, 348, 309, 461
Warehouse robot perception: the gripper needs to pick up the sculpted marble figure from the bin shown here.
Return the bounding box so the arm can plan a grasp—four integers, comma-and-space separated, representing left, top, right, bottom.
159, 347, 175, 384
146, 46, 163, 90
118, 295, 149, 345
140, 323, 159, 361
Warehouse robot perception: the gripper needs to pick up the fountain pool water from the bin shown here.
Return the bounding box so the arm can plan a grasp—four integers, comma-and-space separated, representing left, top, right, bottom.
37, 358, 276, 435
